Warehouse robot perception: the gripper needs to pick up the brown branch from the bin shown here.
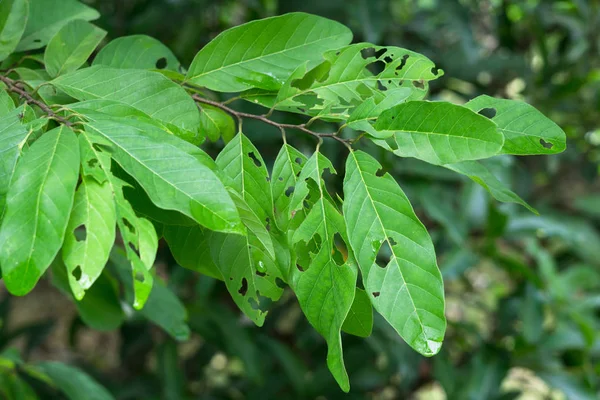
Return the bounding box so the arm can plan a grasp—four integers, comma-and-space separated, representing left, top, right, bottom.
192, 94, 351, 147
0, 75, 73, 127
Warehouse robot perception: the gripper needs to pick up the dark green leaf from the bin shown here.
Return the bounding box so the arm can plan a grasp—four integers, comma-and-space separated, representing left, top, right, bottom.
342, 288, 373, 337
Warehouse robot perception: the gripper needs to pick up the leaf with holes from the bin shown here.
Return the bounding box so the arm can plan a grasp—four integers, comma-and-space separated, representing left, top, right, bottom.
16, 0, 99, 51
44, 20, 106, 77
0, 106, 28, 216
199, 104, 236, 143
0, 0, 29, 61
347, 88, 412, 138
464, 95, 566, 155
0, 126, 80, 295
289, 150, 357, 392
342, 288, 373, 338
85, 118, 243, 235
271, 144, 307, 232
185, 13, 352, 92
53, 66, 202, 143
343, 150, 445, 356
62, 177, 116, 300
374, 101, 503, 165
243, 44, 440, 120
445, 160, 537, 214
80, 131, 157, 309
93, 35, 181, 72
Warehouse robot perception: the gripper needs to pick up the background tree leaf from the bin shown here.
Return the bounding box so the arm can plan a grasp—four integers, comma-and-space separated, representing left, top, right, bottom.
35, 361, 115, 400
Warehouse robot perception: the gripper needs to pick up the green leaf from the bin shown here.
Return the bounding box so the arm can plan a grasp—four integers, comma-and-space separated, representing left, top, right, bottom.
199, 104, 235, 143
0, 88, 16, 116
186, 12, 352, 92
374, 101, 503, 165
16, 0, 99, 52
271, 144, 307, 231
62, 177, 116, 300
80, 131, 158, 309
464, 95, 566, 155
245, 44, 440, 120
141, 278, 191, 341
289, 151, 357, 392
0, 0, 29, 62
85, 118, 242, 235
53, 66, 202, 143
343, 150, 445, 356
0, 106, 28, 216
163, 225, 222, 280
445, 160, 537, 214
341, 288, 373, 337
36, 362, 115, 400
93, 34, 181, 71
347, 88, 413, 138
44, 20, 106, 77
0, 126, 79, 295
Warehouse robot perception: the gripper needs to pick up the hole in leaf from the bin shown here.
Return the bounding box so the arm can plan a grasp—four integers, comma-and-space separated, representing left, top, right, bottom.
128, 243, 141, 258
388, 236, 398, 246
155, 57, 167, 69
256, 270, 266, 277
383, 56, 393, 63
377, 81, 388, 91
135, 271, 145, 282
396, 54, 409, 72
540, 139, 553, 149
369, 60, 386, 74
248, 152, 262, 167
360, 47, 376, 59
238, 278, 248, 296
285, 186, 294, 197
122, 218, 136, 234
75, 224, 87, 242
375, 48, 387, 58
412, 80, 425, 90
375, 168, 385, 177
275, 277, 286, 289
87, 158, 98, 168
296, 263, 305, 272
372, 291, 381, 297
266, 217, 271, 232
278, 177, 283, 181
72, 266, 82, 281
295, 157, 303, 165
33, 38, 42, 43
376, 239, 393, 268
478, 108, 496, 119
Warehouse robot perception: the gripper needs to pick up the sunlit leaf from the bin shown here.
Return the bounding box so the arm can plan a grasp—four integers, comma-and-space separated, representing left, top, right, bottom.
93, 35, 181, 71
0, 0, 29, 61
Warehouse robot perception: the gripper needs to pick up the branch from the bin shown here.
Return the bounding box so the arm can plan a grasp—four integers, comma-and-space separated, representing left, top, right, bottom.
192, 94, 351, 147
0, 75, 73, 127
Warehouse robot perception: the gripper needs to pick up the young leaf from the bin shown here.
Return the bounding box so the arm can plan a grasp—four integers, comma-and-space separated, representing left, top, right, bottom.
246, 44, 440, 120
343, 150, 446, 356
186, 12, 352, 92
199, 104, 235, 143
464, 95, 567, 155
85, 118, 243, 235
289, 151, 357, 392
0, 0, 29, 62
374, 101, 503, 165
271, 144, 307, 231
16, 0, 99, 52
342, 288, 373, 338
445, 160, 537, 214
93, 35, 181, 71
62, 177, 116, 300
44, 20, 106, 77
0, 126, 80, 295
0, 106, 28, 215
35, 362, 115, 400
53, 66, 202, 143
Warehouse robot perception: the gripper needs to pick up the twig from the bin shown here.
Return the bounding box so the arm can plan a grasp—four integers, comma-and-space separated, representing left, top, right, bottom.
192, 94, 351, 146
0, 75, 73, 127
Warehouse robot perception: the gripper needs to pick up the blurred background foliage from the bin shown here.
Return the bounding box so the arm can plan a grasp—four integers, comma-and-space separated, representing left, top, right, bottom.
1, 0, 600, 399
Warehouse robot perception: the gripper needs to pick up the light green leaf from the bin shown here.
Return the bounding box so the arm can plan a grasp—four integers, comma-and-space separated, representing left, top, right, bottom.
44, 19, 106, 77
0, 88, 16, 116
464, 95, 566, 155
186, 12, 352, 92
85, 118, 242, 235
245, 43, 440, 120
342, 287, 373, 338
163, 225, 222, 280
62, 177, 116, 300
229, 190, 275, 259
374, 101, 503, 165
80, 131, 158, 309
93, 34, 181, 71
36, 362, 115, 400
289, 151, 357, 392
0, 126, 79, 295
199, 104, 235, 143
271, 144, 307, 231
445, 160, 537, 214
0, 106, 28, 216
0, 0, 28, 61
347, 88, 413, 138
343, 150, 445, 356
53, 66, 202, 143
16, 0, 99, 52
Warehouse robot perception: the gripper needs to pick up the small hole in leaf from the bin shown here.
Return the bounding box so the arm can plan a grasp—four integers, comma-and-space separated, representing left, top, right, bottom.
360, 47, 376, 59
295, 157, 303, 165
33, 39, 42, 43
256, 270, 266, 277
87, 158, 98, 168
278, 177, 283, 181
75, 224, 87, 242
72, 266, 82, 281
285, 186, 294, 197
248, 152, 262, 167
412, 80, 425, 90
275, 277, 286, 289
377, 81, 388, 91
383, 56, 393, 63
372, 291, 381, 297
396, 55, 409, 71
388, 237, 398, 246
540, 139, 553, 149
128, 243, 141, 258
135, 271, 145, 282
375, 48, 387, 58
296, 263, 305, 272
478, 108, 496, 119
122, 218, 136, 234
266, 217, 271, 232
375, 168, 385, 177
155, 57, 167, 69
238, 278, 248, 296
